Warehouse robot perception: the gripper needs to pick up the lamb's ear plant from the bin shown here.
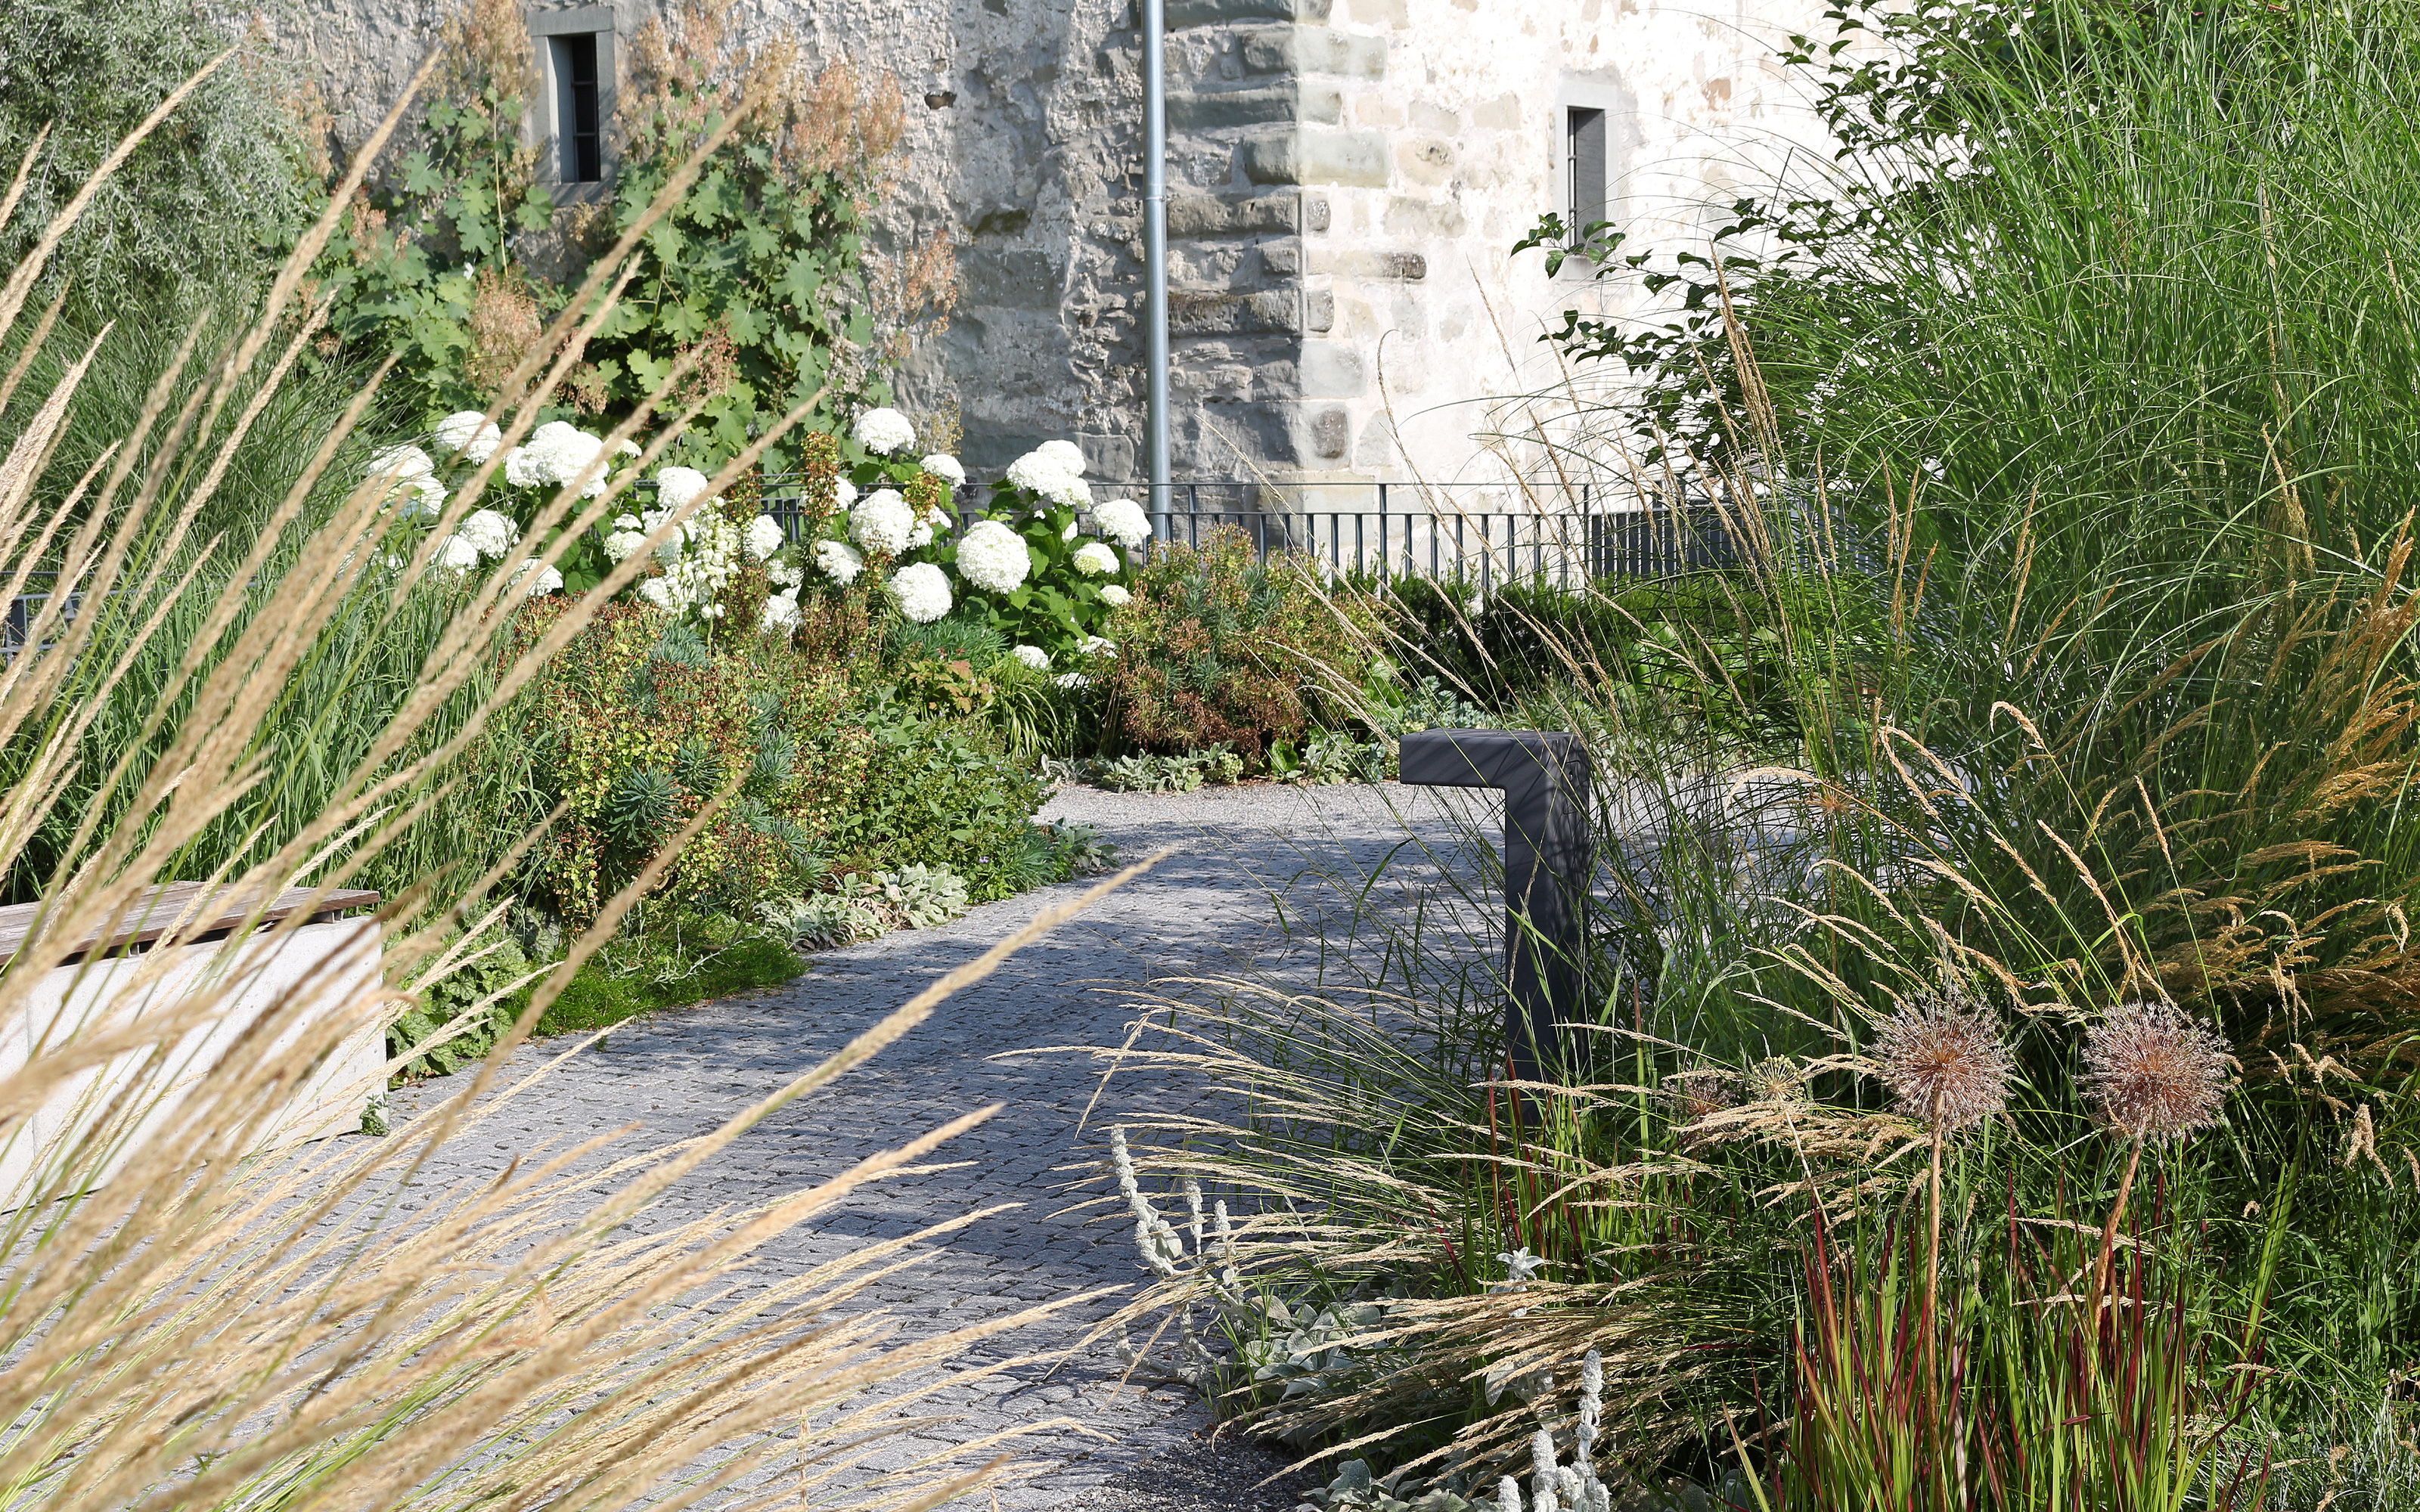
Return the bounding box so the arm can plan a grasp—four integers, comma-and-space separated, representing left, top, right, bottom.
0, 60, 1135, 1510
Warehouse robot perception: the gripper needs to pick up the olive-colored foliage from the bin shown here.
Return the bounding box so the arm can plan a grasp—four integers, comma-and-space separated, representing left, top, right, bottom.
508, 603, 862, 924
1106, 528, 1375, 764
0, 2, 322, 318
1385, 572, 1795, 738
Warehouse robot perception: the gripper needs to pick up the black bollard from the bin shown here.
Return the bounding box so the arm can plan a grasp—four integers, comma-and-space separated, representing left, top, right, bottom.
1398, 730, 1593, 1086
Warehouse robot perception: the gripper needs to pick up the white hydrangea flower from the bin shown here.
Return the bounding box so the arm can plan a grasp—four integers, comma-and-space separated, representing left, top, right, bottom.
638, 507, 686, 565
458, 509, 518, 560
849, 489, 916, 553
613, 437, 641, 459
613, 513, 642, 530
512, 561, 564, 598
814, 539, 864, 584
433, 412, 501, 463
1061, 519, 1078, 541
1004, 447, 1089, 509
367, 445, 445, 516
956, 519, 1032, 593
853, 407, 917, 455
502, 445, 547, 490
834, 478, 858, 510
920, 453, 965, 488
656, 466, 712, 511
370, 443, 436, 482
1099, 583, 1131, 608
432, 534, 483, 571
603, 529, 648, 564
768, 557, 804, 589
1053, 671, 1090, 689
1038, 438, 1086, 476
1079, 634, 1117, 658
762, 593, 802, 634
1010, 644, 1050, 671
889, 561, 952, 622
1091, 497, 1152, 549
1072, 541, 1120, 576
638, 578, 677, 610
541, 421, 610, 492
745, 515, 784, 560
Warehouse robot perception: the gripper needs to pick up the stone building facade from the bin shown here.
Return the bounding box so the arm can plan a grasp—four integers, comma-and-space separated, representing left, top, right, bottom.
283, 0, 1831, 488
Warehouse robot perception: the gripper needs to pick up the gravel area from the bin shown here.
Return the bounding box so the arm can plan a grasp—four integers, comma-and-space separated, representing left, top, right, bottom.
389, 780, 1500, 1509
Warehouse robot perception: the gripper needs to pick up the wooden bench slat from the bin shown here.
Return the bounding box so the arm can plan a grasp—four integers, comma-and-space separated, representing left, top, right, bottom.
0, 884, 381, 969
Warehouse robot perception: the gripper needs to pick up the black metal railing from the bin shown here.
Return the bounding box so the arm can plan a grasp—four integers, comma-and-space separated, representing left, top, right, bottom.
733, 474, 1750, 589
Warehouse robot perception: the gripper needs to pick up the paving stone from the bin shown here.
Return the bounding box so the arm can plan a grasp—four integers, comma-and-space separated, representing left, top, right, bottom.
386, 782, 1494, 1508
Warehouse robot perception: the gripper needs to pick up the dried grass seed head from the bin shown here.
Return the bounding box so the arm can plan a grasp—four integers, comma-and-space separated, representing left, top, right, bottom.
2081, 1000, 2231, 1141
1875, 990, 2012, 1132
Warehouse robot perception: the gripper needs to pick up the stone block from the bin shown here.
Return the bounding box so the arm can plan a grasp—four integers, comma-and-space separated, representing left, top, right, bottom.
1410, 101, 1460, 133
1317, 249, 1425, 280
1239, 25, 1388, 78
1170, 289, 1300, 335
1168, 0, 1332, 26
1305, 405, 1352, 460
961, 246, 1064, 310
1168, 86, 1293, 129
1299, 340, 1365, 398
1170, 82, 1342, 129
1305, 197, 1332, 232
1239, 129, 1389, 187
1166, 194, 1298, 237
1382, 196, 1465, 238
1398, 137, 1455, 185
1472, 91, 1522, 130
1259, 240, 1300, 276
1305, 287, 1335, 332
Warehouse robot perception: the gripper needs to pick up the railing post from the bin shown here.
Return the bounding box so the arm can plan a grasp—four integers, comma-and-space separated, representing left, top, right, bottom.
1398, 730, 1594, 1086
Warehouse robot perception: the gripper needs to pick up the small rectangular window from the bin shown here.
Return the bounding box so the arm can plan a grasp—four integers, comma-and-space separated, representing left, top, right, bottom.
1565, 106, 1607, 248
552, 34, 603, 184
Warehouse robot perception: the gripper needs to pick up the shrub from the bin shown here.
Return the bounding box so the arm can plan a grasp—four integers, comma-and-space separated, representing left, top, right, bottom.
530, 909, 804, 1036
313, 0, 923, 465
0, 2, 322, 316
389, 925, 538, 1079
507, 603, 861, 924
821, 696, 1050, 901
1106, 527, 1376, 764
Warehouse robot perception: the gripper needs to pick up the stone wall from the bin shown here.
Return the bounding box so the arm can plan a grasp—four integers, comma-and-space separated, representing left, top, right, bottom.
275, 0, 1837, 488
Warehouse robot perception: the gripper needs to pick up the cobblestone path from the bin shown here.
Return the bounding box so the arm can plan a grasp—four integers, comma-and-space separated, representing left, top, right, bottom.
389, 782, 1492, 1510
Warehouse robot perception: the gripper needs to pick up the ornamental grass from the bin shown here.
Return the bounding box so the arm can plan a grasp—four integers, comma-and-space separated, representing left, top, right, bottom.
1071, 11, 2420, 1495
0, 54, 1133, 1511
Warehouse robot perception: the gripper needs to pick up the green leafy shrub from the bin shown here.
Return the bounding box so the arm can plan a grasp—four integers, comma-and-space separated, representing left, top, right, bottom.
1106, 527, 1376, 764
313, 0, 920, 464
821, 698, 1050, 900
532, 908, 803, 1036
1382, 574, 1791, 737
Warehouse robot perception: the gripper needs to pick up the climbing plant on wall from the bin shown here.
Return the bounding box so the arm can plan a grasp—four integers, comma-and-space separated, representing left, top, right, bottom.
310, 0, 942, 471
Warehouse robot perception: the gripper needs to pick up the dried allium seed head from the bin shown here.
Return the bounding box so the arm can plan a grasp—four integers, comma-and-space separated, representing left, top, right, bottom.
2081, 1001, 2230, 1141
1662, 1069, 1736, 1148
1744, 1057, 1808, 1106
1874, 992, 2013, 1132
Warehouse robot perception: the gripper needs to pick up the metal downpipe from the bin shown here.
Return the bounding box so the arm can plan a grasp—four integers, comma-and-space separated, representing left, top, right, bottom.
1142, 0, 1171, 539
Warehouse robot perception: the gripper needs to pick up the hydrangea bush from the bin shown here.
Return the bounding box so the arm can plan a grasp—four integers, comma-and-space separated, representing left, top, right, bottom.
939, 438, 1149, 662
774, 411, 1153, 663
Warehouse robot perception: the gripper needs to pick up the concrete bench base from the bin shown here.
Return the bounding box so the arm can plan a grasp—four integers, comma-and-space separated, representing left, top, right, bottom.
1, 891, 385, 1208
